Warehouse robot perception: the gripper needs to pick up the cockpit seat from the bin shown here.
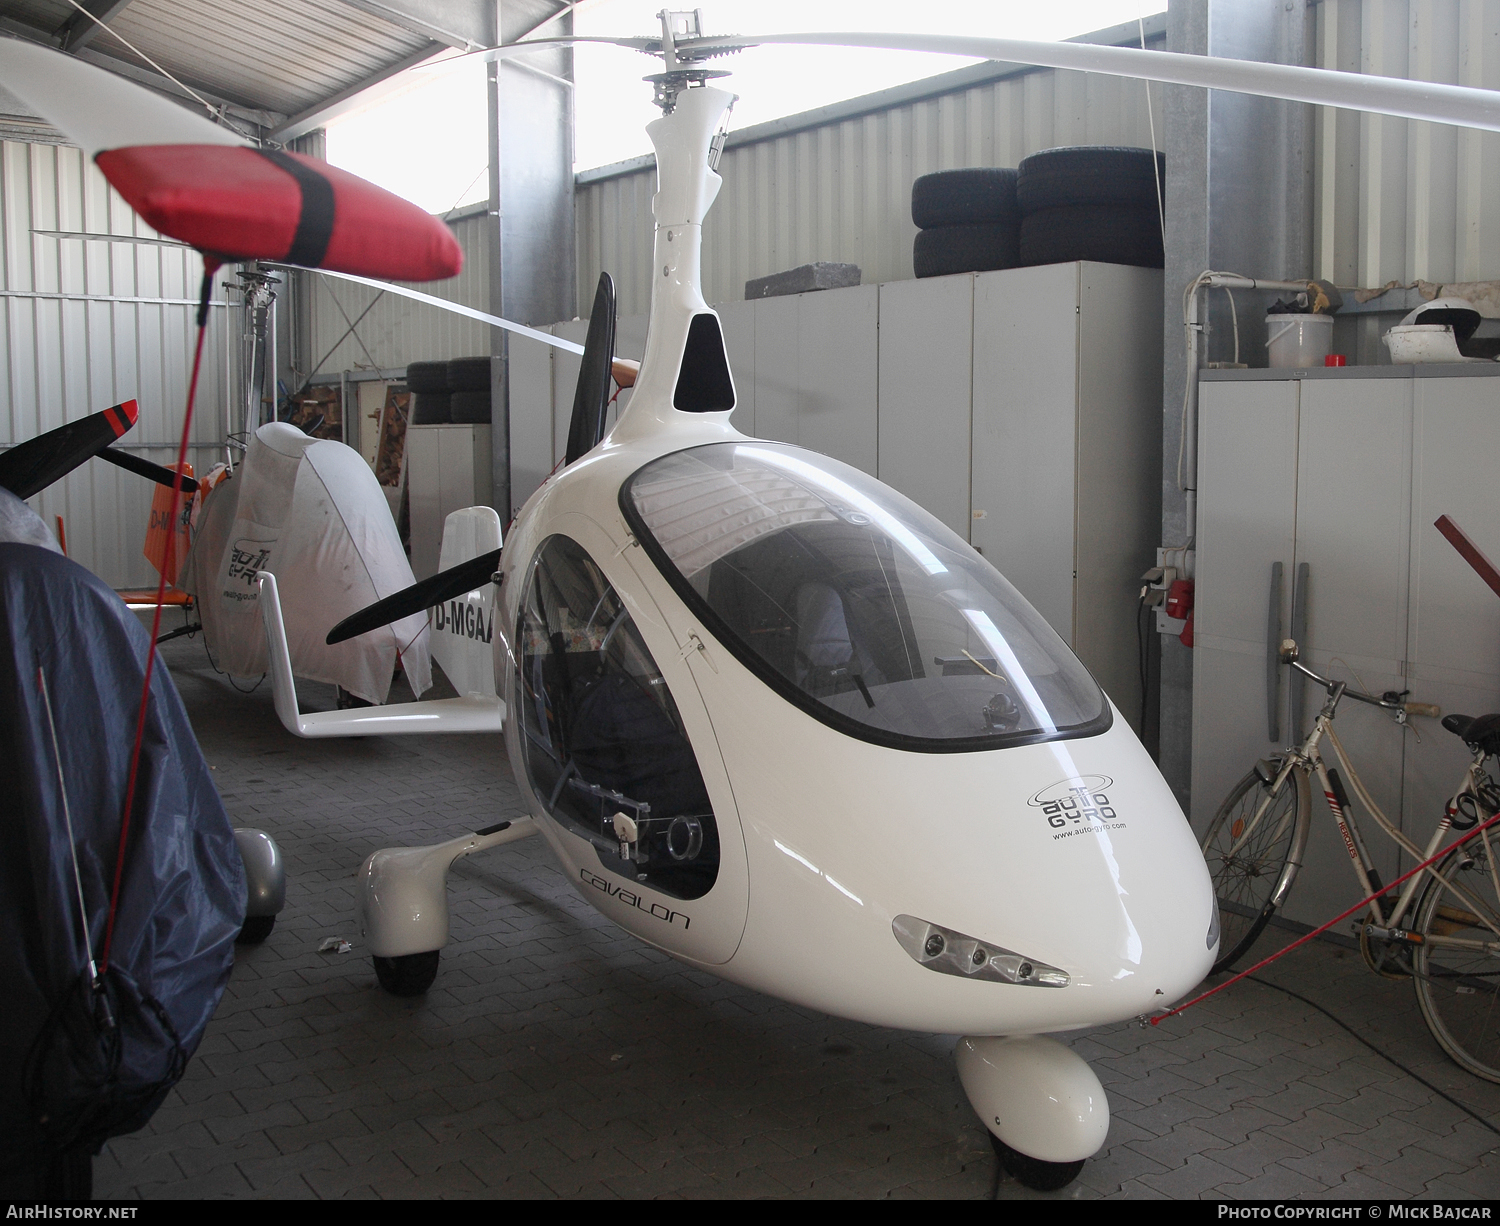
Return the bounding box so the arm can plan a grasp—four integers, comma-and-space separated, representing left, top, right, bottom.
1442, 712, 1500, 756
793, 582, 859, 696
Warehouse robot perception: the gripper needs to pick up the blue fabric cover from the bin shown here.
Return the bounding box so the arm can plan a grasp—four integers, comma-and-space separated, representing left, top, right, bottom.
0, 541, 243, 1177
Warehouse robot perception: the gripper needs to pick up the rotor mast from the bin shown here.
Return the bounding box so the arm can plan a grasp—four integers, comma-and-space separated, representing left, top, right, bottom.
609, 12, 738, 444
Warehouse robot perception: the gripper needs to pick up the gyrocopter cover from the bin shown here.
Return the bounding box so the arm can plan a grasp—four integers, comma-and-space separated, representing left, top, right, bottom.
0, 492, 244, 1184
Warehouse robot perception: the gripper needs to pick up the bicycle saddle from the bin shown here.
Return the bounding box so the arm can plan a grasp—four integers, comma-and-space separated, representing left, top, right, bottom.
1442, 712, 1500, 755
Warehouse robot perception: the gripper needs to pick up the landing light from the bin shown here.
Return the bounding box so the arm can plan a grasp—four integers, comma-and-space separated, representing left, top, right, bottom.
892, 915, 1068, 987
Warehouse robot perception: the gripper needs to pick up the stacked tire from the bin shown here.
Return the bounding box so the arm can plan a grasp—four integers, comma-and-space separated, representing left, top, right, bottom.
404, 356, 493, 425
910, 148, 1165, 278
1016, 146, 1164, 269
405, 361, 450, 424
911, 168, 1021, 279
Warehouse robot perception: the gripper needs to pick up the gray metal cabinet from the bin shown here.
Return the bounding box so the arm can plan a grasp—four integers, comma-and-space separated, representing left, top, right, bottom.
1193, 367, 1500, 928
970, 262, 1163, 734
877, 275, 975, 539
732, 285, 879, 472
1404, 375, 1500, 838
406, 424, 493, 579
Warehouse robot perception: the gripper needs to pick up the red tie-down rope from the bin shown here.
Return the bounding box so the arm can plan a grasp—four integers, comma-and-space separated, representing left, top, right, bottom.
99, 257, 219, 974
1153, 805, 1500, 1025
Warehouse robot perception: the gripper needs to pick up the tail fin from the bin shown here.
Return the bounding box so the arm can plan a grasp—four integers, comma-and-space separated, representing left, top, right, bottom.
260, 570, 502, 737
563, 272, 616, 464
429, 507, 503, 698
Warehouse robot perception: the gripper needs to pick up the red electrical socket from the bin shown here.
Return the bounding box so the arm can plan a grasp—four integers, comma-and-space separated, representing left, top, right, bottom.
1165, 578, 1194, 620
1166, 578, 1195, 647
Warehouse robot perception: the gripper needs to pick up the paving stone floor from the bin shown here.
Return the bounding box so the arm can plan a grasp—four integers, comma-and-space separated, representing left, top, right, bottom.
93, 633, 1500, 1200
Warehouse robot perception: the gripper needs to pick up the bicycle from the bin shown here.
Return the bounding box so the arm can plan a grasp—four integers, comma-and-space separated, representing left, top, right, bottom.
1201, 639, 1500, 1082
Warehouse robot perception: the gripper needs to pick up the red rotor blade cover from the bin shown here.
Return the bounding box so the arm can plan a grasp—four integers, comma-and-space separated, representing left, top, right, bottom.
95, 145, 463, 282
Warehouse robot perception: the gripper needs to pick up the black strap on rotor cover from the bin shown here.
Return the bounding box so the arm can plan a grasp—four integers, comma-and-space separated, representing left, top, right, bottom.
257, 149, 335, 268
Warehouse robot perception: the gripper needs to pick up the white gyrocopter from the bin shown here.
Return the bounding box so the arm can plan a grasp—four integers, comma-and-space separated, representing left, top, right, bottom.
9, 11, 1500, 1192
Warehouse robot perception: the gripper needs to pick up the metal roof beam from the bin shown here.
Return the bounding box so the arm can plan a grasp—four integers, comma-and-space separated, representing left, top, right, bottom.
56, 0, 137, 54
269, 0, 578, 143
329, 0, 480, 51
0, 11, 281, 130
71, 46, 285, 129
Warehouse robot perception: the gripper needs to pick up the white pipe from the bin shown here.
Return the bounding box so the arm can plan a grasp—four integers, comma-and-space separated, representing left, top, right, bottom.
257, 571, 505, 737
1179, 274, 1321, 544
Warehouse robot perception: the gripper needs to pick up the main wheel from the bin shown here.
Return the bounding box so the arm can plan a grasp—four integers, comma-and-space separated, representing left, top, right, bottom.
237, 914, 276, 944
1201, 766, 1309, 974
990, 1135, 1085, 1192
1412, 842, 1500, 1083
373, 950, 440, 997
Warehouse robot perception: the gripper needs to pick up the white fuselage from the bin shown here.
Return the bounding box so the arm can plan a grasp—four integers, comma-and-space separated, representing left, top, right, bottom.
495, 418, 1217, 1036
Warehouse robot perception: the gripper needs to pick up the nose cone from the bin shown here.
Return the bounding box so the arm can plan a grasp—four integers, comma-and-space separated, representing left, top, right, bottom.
1030, 730, 1219, 1016
884, 714, 1219, 1031
722, 702, 1217, 1036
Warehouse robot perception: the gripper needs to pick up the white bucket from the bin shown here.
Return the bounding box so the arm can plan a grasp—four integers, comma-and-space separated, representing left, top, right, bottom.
1265, 313, 1334, 369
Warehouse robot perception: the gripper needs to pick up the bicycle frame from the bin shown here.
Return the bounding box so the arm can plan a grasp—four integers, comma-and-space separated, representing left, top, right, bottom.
1224, 656, 1500, 956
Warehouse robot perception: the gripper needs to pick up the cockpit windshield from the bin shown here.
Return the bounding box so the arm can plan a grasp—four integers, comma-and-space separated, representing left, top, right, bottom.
621, 443, 1109, 752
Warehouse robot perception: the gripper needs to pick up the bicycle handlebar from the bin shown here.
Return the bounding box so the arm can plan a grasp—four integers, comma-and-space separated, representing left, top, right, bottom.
1279, 639, 1440, 718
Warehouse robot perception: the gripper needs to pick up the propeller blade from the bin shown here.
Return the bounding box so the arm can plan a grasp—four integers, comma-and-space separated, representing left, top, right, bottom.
689, 32, 1500, 133
0, 38, 243, 159
94, 446, 199, 492
0, 400, 139, 500
326, 548, 502, 645
565, 272, 617, 465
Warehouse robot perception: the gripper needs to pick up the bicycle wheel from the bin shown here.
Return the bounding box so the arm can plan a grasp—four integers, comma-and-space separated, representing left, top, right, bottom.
1201, 766, 1310, 974
1412, 839, 1500, 1083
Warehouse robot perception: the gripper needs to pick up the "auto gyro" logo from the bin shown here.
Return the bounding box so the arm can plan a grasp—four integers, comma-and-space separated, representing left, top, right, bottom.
1027, 775, 1126, 839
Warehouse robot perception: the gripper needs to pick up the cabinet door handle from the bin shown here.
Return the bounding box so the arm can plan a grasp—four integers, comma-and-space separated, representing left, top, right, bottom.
1289, 561, 1310, 744
1266, 561, 1283, 742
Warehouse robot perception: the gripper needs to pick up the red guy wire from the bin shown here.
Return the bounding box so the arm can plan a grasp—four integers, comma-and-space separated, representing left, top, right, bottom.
100, 259, 218, 973
1153, 805, 1500, 1025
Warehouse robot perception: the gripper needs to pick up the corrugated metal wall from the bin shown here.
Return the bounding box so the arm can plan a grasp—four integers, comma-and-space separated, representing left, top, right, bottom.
0, 139, 231, 589
577, 58, 1170, 315
1313, 0, 1500, 289
300, 207, 493, 379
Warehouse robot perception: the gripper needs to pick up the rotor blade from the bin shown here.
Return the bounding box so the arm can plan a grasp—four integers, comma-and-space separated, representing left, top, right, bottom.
416, 35, 659, 70
267, 266, 585, 355
32, 230, 192, 250
0, 37, 244, 159
565, 272, 617, 465
94, 446, 199, 492
0, 399, 139, 500
326, 548, 502, 645
688, 33, 1500, 133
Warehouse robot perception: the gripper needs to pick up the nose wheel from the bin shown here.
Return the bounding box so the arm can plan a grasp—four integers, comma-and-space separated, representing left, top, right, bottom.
989, 1134, 1087, 1192
956, 1035, 1108, 1191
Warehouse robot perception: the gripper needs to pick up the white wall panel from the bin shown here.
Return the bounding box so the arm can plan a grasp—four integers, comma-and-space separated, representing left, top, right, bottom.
0, 139, 231, 589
